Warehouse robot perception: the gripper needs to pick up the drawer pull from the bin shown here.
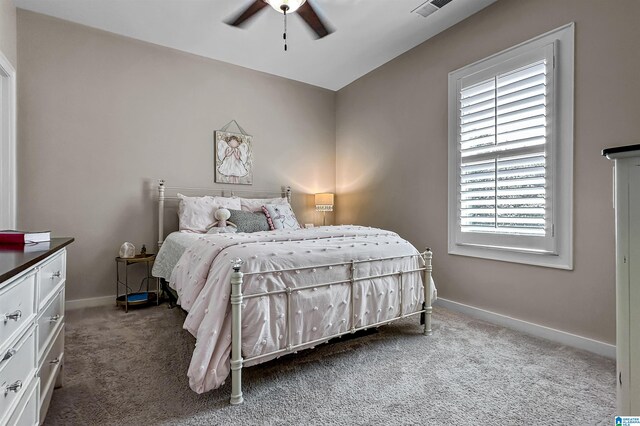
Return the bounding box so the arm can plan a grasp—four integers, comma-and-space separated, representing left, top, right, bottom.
48, 314, 61, 323
1, 349, 16, 362
49, 357, 61, 365
51, 271, 61, 279
3, 310, 21, 323
4, 380, 22, 397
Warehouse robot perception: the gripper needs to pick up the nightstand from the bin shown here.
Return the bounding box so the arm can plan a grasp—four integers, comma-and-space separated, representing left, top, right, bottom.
115, 254, 159, 312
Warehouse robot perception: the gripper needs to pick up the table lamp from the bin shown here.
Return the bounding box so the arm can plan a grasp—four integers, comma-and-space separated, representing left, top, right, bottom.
315, 193, 334, 226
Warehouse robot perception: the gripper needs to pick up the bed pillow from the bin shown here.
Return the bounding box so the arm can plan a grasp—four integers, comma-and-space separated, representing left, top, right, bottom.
262, 203, 301, 230
228, 209, 271, 233
214, 196, 241, 206
177, 194, 241, 233
239, 197, 288, 212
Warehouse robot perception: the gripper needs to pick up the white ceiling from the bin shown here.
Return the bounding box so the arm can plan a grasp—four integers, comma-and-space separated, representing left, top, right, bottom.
13, 0, 496, 91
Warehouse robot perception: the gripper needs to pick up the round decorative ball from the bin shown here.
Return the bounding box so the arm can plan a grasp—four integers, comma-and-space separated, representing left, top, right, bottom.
119, 242, 135, 258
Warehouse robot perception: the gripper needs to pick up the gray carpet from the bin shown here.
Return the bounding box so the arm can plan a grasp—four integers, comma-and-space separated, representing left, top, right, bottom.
45, 304, 615, 425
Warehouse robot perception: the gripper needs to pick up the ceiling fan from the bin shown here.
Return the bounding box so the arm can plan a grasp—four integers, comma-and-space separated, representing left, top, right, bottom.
226, 0, 334, 51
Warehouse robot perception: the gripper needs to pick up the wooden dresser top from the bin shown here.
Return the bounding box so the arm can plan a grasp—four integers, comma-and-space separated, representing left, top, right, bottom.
0, 237, 74, 283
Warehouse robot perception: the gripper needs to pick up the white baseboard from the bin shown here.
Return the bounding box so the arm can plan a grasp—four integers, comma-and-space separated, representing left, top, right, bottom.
66, 294, 615, 358
435, 297, 615, 359
65, 295, 115, 311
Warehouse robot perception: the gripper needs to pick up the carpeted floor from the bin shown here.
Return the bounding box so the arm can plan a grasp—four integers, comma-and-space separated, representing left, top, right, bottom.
45, 304, 615, 425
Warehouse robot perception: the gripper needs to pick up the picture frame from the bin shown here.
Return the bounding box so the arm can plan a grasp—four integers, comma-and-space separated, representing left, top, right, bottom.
214, 130, 253, 185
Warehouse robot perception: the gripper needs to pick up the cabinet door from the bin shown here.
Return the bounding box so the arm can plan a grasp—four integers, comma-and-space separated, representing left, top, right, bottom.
629, 161, 640, 414
616, 159, 630, 415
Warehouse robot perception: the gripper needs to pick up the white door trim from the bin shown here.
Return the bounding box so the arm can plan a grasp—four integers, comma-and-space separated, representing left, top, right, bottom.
0, 50, 16, 229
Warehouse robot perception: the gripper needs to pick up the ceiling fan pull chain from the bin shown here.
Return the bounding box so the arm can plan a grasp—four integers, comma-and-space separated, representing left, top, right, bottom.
283, 8, 288, 51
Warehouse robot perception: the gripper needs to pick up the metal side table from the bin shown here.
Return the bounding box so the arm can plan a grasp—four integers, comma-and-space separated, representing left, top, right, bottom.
115, 254, 159, 312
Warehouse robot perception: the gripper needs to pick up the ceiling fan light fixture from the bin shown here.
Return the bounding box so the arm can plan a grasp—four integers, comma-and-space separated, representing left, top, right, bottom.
266, 0, 306, 14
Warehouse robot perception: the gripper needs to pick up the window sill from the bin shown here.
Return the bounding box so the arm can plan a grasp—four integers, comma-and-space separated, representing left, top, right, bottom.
448, 243, 573, 270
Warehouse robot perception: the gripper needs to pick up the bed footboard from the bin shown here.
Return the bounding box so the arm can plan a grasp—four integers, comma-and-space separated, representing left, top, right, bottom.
229, 249, 434, 405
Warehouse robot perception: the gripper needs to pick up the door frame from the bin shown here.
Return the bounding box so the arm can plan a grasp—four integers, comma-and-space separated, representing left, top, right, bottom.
0, 50, 16, 229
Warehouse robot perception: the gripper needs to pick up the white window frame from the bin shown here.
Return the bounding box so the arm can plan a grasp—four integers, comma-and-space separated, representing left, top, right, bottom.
447, 23, 574, 270
0, 50, 16, 229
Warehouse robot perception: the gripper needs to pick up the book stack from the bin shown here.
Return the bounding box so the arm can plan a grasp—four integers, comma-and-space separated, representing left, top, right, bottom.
0, 230, 51, 252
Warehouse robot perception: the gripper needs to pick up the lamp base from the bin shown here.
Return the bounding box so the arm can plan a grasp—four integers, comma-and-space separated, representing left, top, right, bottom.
315, 204, 333, 226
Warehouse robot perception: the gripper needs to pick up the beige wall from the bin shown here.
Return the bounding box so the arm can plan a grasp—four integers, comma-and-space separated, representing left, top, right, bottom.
17, 10, 336, 301
0, 0, 16, 68
336, 0, 640, 344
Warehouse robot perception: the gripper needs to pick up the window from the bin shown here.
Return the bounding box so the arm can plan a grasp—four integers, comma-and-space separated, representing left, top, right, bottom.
0, 51, 16, 229
448, 24, 574, 269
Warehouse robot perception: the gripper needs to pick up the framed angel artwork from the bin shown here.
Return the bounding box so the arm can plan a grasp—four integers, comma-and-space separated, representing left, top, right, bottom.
214, 130, 253, 185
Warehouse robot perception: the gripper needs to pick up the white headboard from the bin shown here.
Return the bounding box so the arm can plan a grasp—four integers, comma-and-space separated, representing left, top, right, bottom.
157, 179, 292, 248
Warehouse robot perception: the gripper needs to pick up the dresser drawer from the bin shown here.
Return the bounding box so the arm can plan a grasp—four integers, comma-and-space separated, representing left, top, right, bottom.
36, 290, 64, 361
38, 250, 65, 309
0, 273, 36, 351
0, 326, 36, 422
38, 326, 63, 423
6, 377, 38, 426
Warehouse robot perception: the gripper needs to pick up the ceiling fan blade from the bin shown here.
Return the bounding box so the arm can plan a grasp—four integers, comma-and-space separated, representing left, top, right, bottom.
296, 1, 334, 39
225, 0, 268, 27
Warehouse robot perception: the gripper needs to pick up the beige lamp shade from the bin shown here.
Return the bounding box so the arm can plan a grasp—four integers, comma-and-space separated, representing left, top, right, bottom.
315, 193, 334, 212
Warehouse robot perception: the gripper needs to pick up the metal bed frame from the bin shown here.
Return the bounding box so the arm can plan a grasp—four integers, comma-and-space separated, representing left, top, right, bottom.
156, 180, 433, 405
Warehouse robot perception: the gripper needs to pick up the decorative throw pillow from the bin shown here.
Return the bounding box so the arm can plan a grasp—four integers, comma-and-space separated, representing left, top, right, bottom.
227, 209, 271, 233
240, 197, 289, 212
177, 194, 241, 233
262, 203, 301, 230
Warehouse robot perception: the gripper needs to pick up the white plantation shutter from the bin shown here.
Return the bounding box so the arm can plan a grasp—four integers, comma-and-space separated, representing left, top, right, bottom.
448, 24, 573, 269
454, 43, 557, 253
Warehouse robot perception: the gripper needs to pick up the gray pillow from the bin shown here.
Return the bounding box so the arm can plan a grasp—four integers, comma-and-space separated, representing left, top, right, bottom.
228, 209, 270, 233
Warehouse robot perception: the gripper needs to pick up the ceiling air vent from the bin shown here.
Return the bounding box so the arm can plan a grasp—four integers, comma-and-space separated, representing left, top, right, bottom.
412, 0, 454, 18
431, 0, 453, 8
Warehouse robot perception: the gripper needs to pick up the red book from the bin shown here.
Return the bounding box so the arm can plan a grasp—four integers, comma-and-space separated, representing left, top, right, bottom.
0, 230, 51, 244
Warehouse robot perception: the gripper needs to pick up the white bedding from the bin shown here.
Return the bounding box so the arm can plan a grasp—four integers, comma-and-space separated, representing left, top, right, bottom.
167, 225, 436, 393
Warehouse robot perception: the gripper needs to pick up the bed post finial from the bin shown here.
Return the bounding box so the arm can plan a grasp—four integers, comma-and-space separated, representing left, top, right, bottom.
285, 186, 292, 204
158, 180, 166, 250
422, 248, 433, 336
231, 258, 244, 271
230, 258, 245, 405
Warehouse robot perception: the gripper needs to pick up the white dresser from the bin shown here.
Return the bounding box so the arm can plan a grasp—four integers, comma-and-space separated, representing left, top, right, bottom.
0, 238, 72, 426
605, 145, 640, 416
